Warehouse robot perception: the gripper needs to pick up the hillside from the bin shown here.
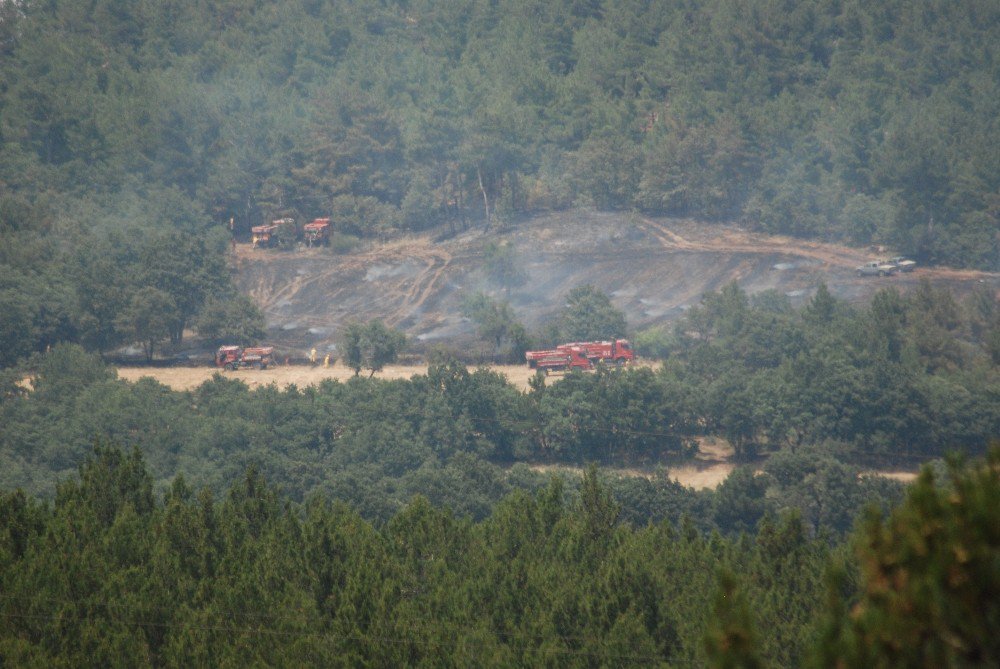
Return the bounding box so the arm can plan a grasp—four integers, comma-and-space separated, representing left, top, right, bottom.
3, 1, 999, 367
236, 212, 999, 355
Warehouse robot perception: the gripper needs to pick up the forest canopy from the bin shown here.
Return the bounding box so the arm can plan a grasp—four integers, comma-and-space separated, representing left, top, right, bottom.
2, 278, 996, 523
0, 442, 996, 666
2, 4, 998, 663
0, 0, 997, 269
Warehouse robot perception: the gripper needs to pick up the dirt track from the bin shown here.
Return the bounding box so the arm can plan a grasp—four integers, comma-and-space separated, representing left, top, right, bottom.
528, 438, 743, 490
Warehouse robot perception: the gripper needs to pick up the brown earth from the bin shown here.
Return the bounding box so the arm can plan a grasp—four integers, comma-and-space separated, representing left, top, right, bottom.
232, 211, 999, 358
526, 436, 744, 490
116, 362, 541, 391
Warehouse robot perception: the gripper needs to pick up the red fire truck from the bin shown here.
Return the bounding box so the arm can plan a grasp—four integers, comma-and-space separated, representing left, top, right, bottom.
525, 339, 635, 372
303, 218, 330, 246
215, 346, 274, 370
251, 218, 294, 248
525, 346, 593, 373
557, 339, 635, 365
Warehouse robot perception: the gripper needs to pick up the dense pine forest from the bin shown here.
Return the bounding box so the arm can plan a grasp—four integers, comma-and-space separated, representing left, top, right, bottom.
0, 444, 997, 665
2, 1, 999, 665
3, 0, 997, 259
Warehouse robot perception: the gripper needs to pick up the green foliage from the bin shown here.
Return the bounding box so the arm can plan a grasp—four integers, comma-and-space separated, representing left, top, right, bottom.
25, 343, 116, 405
764, 447, 906, 535
669, 281, 999, 459
460, 292, 530, 363
57, 443, 155, 527
714, 468, 772, 534
811, 446, 1000, 667
0, 222, 237, 365
558, 284, 628, 343
114, 287, 177, 362
0, 448, 844, 666
0, 0, 996, 272
194, 294, 267, 347
0, 288, 39, 367
339, 319, 406, 376
704, 571, 765, 669
632, 325, 678, 360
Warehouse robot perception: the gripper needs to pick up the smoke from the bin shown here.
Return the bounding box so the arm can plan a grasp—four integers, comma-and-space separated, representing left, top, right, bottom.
365, 260, 421, 282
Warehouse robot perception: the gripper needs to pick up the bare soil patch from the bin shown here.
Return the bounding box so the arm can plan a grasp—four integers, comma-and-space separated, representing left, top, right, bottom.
863, 470, 918, 483
527, 437, 740, 490
662, 436, 741, 489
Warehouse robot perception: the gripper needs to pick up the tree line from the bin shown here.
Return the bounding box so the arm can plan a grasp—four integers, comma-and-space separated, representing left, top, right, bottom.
1, 0, 997, 270
0, 203, 265, 366
2, 276, 996, 526
641, 279, 1000, 460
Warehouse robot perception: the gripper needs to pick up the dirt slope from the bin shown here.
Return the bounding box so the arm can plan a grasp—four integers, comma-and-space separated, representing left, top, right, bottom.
234, 211, 999, 356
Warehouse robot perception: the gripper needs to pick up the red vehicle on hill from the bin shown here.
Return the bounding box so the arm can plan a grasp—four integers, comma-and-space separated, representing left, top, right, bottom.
525, 346, 593, 374
557, 339, 635, 365
303, 218, 330, 246
251, 218, 294, 248
215, 346, 274, 370
251, 224, 278, 248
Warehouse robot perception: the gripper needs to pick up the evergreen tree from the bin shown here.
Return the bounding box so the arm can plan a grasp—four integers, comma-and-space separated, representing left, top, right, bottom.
558, 284, 628, 342
811, 447, 1000, 667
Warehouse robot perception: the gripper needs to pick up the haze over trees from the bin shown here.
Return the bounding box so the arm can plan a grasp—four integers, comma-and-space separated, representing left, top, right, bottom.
0, 0, 998, 368
2, 0, 997, 265
1, 3, 999, 664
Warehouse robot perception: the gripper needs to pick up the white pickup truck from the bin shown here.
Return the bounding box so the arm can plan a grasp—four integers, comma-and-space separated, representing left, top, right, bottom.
856, 260, 898, 277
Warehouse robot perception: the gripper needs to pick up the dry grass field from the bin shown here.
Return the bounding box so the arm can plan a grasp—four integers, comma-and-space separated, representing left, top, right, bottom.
115, 362, 542, 391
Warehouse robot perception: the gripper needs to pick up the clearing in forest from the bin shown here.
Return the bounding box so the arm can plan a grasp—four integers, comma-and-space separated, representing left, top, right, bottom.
232, 211, 998, 357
